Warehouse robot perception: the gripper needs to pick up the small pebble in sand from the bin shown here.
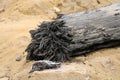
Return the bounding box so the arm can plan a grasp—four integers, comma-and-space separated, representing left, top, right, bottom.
16, 56, 22, 61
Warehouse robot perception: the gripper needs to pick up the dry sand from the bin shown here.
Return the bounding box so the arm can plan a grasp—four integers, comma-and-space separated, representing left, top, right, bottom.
0, 0, 120, 80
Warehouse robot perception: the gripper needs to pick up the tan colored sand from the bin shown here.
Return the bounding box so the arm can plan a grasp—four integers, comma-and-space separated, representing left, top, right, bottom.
0, 0, 120, 80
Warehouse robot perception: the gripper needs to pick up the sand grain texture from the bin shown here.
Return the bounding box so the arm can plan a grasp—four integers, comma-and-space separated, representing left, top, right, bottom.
0, 0, 120, 80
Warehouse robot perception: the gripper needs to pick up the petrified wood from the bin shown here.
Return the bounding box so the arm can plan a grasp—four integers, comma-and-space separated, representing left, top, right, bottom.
26, 3, 120, 62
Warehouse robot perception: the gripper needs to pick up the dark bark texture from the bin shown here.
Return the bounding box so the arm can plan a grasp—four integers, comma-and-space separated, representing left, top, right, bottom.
26, 3, 120, 62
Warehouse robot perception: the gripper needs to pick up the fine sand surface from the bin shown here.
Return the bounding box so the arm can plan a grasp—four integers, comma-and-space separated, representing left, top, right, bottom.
0, 0, 120, 80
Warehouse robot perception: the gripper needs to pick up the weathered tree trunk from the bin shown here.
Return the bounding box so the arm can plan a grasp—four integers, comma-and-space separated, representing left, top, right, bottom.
59, 2, 120, 57
26, 2, 120, 62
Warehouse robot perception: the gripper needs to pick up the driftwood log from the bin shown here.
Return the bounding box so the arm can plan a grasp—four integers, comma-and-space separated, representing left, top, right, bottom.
25, 2, 120, 62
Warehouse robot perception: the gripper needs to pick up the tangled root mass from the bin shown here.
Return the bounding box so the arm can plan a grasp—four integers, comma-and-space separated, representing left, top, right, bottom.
25, 20, 73, 62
